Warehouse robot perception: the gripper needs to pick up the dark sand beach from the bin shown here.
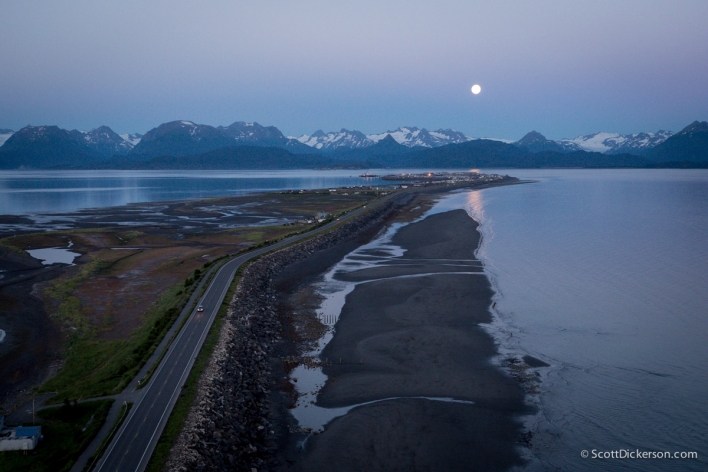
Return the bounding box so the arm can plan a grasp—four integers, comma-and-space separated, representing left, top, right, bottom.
277, 208, 530, 471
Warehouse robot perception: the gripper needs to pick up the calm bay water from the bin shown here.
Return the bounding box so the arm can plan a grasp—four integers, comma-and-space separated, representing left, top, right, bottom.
447, 169, 708, 471
0, 169, 420, 215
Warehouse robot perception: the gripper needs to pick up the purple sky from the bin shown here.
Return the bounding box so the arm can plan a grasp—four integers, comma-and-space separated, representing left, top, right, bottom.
1, 0, 707, 140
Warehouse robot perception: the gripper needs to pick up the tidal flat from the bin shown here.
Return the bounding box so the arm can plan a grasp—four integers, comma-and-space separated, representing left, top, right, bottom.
0, 189, 380, 415
158, 177, 524, 471
275, 199, 530, 471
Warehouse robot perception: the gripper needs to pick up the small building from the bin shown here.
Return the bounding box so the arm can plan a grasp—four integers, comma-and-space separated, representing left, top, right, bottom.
0, 417, 43, 452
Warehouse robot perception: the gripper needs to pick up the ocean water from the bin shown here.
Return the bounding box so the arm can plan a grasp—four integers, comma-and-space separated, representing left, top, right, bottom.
0, 169, 449, 215
448, 169, 708, 471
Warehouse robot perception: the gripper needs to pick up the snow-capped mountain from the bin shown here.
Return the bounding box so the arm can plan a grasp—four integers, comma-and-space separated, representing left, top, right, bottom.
647, 121, 708, 162
69, 126, 135, 156
0, 124, 142, 157
129, 120, 236, 158
219, 121, 286, 142
0, 124, 143, 167
0, 125, 107, 168
558, 131, 673, 155
129, 120, 316, 159
295, 129, 374, 150
0, 129, 13, 146
368, 127, 471, 148
514, 131, 564, 153
294, 126, 472, 151
219, 121, 317, 153
1, 118, 689, 170
119, 133, 142, 147
320, 127, 674, 155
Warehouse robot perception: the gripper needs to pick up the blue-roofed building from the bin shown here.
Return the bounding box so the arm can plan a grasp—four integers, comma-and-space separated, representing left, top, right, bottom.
0, 421, 43, 451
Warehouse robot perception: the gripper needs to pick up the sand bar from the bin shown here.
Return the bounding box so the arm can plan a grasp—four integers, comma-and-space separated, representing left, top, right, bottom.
284, 208, 529, 471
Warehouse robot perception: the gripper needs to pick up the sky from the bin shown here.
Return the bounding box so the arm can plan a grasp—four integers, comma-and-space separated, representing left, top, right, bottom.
1, 0, 707, 140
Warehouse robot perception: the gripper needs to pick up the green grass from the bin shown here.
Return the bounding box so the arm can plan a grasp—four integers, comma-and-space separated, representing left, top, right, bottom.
43, 257, 112, 338
37, 228, 263, 403
40, 275, 202, 402
0, 237, 27, 254
144, 267, 241, 472
0, 399, 114, 472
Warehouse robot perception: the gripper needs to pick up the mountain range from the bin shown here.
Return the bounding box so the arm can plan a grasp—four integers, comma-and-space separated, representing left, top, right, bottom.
293, 127, 472, 150
0, 120, 706, 170
291, 126, 679, 156
557, 130, 675, 154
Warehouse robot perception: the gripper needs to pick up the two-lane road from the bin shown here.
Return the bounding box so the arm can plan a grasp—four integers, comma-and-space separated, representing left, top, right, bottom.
95, 195, 396, 472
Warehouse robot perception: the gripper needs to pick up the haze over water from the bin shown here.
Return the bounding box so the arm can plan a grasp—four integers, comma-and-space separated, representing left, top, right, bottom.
447, 169, 708, 471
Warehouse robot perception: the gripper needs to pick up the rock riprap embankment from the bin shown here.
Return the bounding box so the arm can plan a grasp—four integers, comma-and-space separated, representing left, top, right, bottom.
166, 199, 398, 472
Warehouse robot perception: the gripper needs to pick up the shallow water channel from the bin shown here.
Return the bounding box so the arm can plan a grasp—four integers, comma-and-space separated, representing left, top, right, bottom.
289, 216, 482, 434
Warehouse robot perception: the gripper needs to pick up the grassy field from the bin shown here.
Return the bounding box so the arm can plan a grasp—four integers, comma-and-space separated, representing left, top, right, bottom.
0, 192, 374, 404
0, 399, 114, 472
31, 222, 315, 402
38, 278, 195, 401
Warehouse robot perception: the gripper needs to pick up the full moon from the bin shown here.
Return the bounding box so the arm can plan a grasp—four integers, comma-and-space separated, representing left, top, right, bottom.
471, 84, 481, 95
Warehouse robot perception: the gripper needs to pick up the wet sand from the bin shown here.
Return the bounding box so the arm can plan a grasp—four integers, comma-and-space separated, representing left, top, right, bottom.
280, 208, 530, 471
0, 190, 379, 239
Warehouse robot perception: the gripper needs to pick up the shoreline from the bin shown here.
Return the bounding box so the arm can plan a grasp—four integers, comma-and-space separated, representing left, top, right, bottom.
285, 208, 531, 472
164, 192, 408, 471
163, 178, 529, 471
168, 181, 528, 470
